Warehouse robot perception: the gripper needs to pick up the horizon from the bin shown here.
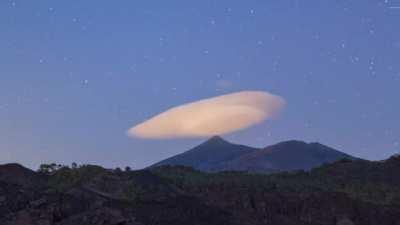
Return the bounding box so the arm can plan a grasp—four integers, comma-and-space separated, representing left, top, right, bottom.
1, 1, 399, 169
0, 136, 395, 170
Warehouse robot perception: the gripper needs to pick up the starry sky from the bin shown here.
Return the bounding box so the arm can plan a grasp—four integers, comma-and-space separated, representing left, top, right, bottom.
1, 0, 399, 169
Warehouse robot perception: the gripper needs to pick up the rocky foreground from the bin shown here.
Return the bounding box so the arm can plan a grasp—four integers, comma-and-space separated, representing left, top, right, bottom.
0, 156, 400, 225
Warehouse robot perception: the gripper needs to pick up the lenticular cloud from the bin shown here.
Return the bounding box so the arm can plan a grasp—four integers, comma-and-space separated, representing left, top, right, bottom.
127, 91, 285, 139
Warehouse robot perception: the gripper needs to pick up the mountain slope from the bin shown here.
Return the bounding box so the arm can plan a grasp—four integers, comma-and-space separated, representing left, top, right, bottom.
153, 138, 357, 173
0, 163, 46, 188
151, 136, 258, 171
219, 140, 356, 172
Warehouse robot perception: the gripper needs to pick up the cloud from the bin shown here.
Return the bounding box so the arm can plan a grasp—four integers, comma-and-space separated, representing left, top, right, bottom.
127, 91, 285, 139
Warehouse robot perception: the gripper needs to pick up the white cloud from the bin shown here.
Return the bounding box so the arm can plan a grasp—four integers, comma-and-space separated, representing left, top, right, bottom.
127, 91, 285, 139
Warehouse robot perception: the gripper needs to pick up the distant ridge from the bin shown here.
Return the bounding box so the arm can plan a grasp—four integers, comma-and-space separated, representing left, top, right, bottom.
152, 137, 357, 173
216, 140, 356, 172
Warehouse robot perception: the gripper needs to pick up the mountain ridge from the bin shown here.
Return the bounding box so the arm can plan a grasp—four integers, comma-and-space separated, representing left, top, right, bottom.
153, 137, 357, 173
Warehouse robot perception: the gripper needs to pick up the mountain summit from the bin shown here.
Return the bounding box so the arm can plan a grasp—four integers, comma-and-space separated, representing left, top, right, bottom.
151, 136, 258, 171
152, 138, 356, 173
202, 135, 231, 145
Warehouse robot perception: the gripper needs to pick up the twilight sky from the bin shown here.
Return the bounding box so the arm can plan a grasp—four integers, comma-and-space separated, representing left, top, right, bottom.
1, 0, 399, 169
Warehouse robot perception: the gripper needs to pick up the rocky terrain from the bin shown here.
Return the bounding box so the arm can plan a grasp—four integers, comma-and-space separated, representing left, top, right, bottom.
0, 154, 399, 225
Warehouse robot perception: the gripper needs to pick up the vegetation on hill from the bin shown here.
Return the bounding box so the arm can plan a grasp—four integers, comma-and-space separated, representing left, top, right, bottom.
152, 156, 400, 205
0, 156, 399, 225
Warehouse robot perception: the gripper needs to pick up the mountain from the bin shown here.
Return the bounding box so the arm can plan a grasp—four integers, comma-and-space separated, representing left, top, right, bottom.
153, 137, 356, 173
0, 156, 400, 225
151, 136, 258, 171
217, 140, 356, 172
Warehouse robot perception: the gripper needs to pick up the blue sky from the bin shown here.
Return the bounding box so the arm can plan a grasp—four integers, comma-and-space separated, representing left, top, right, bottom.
1, 0, 399, 169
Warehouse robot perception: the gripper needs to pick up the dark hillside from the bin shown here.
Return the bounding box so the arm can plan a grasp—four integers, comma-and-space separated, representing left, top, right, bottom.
0, 156, 399, 225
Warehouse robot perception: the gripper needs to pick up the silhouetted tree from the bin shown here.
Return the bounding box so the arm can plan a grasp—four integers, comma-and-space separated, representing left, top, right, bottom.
38, 163, 63, 174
